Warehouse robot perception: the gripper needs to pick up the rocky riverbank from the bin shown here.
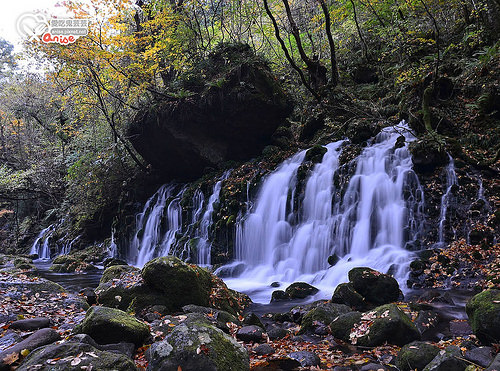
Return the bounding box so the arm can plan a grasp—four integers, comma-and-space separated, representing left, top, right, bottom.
1, 255, 499, 370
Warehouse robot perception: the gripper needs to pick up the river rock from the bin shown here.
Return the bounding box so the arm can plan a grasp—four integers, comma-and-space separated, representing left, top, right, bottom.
242, 312, 265, 329
348, 267, 401, 305
351, 304, 420, 347
0, 332, 21, 351
103, 257, 129, 268
267, 326, 289, 340
71, 333, 136, 358
285, 282, 319, 299
396, 341, 440, 371
465, 346, 494, 368
146, 314, 249, 371
423, 346, 467, 371
288, 351, 320, 367
0, 328, 60, 369
236, 325, 264, 343
329, 311, 363, 341
100, 265, 139, 284
141, 256, 249, 315
485, 353, 500, 371
271, 290, 290, 302
16, 342, 136, 371
254, 344, 275, 356
465, 289, 500, 344
331, 283, 367, 310
9, 317, 51, 331
299, 302, 351, 334
75, 306, 150, 346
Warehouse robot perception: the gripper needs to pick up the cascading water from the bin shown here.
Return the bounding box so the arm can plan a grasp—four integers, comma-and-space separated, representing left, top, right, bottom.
130, 185, 185, 266
59, 235, 80, 256
223, 123, 425, 303
30, 225, 55, 260
196, 171, 231, 266
437, 154, 458, 245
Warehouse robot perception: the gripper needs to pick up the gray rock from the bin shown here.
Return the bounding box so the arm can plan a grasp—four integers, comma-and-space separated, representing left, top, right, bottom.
100, 343, 136, 358
329, 311, 362, 341
254, 344, 275, 356
466, 289, 500, 344
146, 318, 249, 371
288, 351, 320, 367
16, 342, 136, 371
299, 302, 351, 334
10, 317, 51, 331
267, 326, 289, 340
485, 353, 500, 371
236, 325, 264, 343
465, 347, 494, 368
285, 282, 319, 299
423, 346, 467, 371
0, 332, 21, 351
243, 313, 265, 329
360, 363, 389, 371
0, 328, 60, 369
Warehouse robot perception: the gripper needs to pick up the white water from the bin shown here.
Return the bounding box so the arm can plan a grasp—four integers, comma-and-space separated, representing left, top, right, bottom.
223, 123, 425, 303
197, 171, 231, 266
30, 225, 54, 260
60, 235, 80, 256
130, 185, 185, 267
437, 154, 458, 245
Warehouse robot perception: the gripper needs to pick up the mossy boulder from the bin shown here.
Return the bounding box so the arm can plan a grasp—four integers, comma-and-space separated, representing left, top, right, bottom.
348, 267, 401, 306
346, 120, 381, 144
409, 138, 448, 173
299, 302, 351, 334
50, 255, 97, 273
16, 342, 136, 371
285, 282, 319, 299
13, 257, 34, 270
396, 341, 440, 371
146, 314, 249, 371
328, 311, 362, 341
465, 289, 500, 344
75, 306, 150, 346
100, 265, 139, 284
142, 256, 212, 307
331, 283, 367, 310
351, 304, 420, 347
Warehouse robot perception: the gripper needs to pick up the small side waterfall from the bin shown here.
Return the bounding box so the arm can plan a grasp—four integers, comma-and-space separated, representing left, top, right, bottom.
131, 185, 184, 267
437, 154, 458, 245
60, 235, 80, 256
224, 123, 425, 303
196, 171, 231, 267
30, 225, 55, 260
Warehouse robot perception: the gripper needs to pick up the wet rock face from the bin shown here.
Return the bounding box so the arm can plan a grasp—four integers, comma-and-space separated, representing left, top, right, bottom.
128, 43, 291, 181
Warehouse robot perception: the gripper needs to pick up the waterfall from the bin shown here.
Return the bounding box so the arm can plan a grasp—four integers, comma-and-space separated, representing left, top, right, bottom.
109, 231, 118, 258
197, 171, 231, 266
30, 225, 55, 260
223, 123, 425, 303
437, 154, 458, 245
130, 185, 185, 266
60, 235, 80, 256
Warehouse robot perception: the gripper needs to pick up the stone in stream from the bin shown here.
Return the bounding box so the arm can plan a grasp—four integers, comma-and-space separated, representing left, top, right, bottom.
329, 311, 363, 341
0, 328, 60, 369
75, 306, 150, 346
9, 317, 51, 331
146, 314, 249, 371
465, 289, 500, 344
254, 344, 275, 356
348, 267, 401, 306
16, 342, 136, 371
285, 282, 319, 299
395, 341, 440, 371
242, 312, 265, 329
267, 326, 289, 340
331, 283, 367, 311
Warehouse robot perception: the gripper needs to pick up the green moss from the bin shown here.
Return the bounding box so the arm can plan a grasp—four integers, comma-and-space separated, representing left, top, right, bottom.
396, 341, 440, 371
465, 289, 500, 343
100, 265, 138, 284
299, 302, 351, 334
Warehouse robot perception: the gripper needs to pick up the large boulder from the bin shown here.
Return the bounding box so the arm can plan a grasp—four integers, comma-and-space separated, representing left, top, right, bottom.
396, 341, 440, 371
75, 306, 150, 346
349, 304, 420, 347
285, 282, 319, 299
331, 283, 367, 311
128, 43, 291, 181
16, 342, 136, 371
329, 311, 363, 341
465, 289, 500, 344
146, 314, 249, 371
348, 267, 401, 306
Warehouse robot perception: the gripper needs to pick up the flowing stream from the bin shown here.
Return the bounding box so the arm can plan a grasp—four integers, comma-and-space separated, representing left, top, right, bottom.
437, 154, 458, 245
